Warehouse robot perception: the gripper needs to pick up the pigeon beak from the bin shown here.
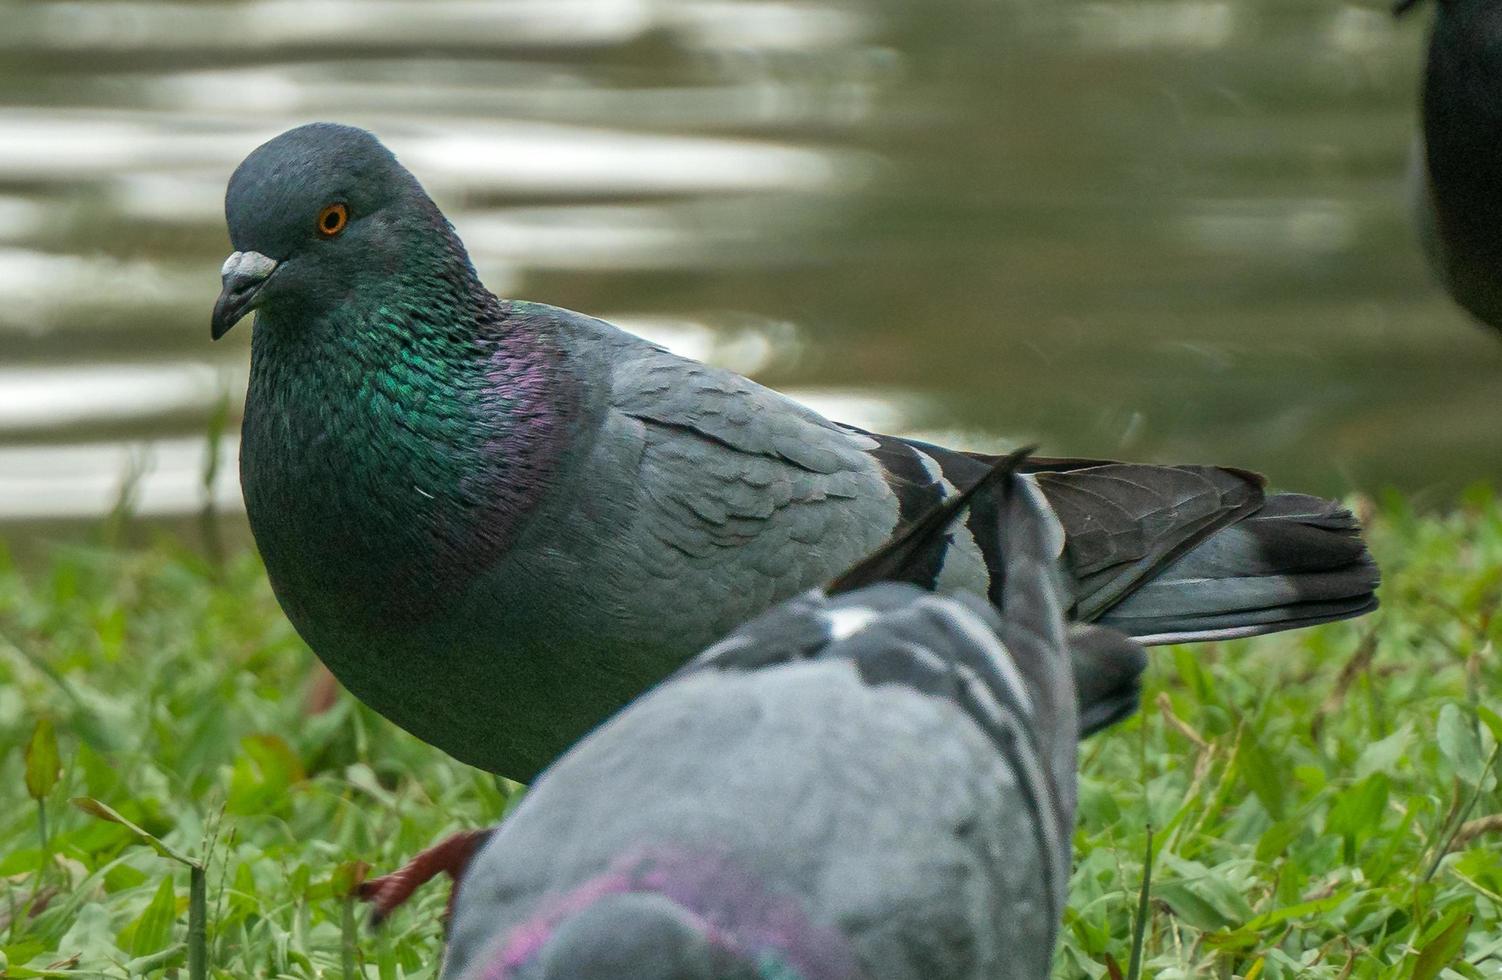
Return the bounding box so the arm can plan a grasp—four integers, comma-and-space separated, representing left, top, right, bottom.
211, 250, 279, 340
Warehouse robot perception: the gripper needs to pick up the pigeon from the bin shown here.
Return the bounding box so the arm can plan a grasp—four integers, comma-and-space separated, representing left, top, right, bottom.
212, 122, 1379, 781
404, 449, 1146, 979
1397, 0, 1502, 335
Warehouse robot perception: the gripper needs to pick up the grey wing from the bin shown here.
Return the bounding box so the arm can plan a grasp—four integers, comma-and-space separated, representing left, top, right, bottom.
602, 336, 908, 618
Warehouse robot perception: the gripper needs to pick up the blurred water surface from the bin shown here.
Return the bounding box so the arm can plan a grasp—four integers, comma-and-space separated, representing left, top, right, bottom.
1, 0, 1498, 533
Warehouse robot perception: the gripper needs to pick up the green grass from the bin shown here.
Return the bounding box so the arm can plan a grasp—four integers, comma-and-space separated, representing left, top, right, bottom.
1, 490, 1499, 978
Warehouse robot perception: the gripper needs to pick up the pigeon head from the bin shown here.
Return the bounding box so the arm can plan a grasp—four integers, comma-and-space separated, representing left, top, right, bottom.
495, 893, 760, 980
212, 123, 473, 339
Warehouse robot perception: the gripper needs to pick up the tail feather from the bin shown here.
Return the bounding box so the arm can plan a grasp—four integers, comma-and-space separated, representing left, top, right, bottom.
1030, 464, 1264, 619
1095, 493, 1380, 644
946, 449, 1379, 644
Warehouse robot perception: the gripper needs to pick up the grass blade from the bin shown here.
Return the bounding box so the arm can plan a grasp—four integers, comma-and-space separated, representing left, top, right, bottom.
71, 797, 198, 868
189, 864, 207, 980
1424, 740, 1502, 881
1127, 824, 1154, 980
1411, 909, 1471, 980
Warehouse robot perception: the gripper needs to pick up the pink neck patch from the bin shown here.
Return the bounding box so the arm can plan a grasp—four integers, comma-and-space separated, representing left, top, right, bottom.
476, 844, 866, 980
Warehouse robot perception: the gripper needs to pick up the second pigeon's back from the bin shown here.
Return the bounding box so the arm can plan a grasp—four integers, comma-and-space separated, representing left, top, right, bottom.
441, 455, 1146, 980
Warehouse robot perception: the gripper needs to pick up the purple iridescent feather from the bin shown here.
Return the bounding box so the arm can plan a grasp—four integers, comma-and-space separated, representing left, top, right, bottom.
479, 846, 868, 980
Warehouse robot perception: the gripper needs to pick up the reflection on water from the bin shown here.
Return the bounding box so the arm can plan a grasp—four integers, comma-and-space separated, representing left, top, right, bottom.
0, 361, 233, 431
0, 0, 1498, 534
0, 437, 239, 520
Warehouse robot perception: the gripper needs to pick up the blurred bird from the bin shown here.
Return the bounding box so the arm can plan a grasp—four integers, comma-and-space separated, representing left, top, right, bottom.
1398, 0, 1502, 335
370, 450, 1145, 980
212, 123, 1379, 780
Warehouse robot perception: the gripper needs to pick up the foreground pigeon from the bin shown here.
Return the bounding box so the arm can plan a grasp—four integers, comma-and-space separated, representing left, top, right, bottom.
212, 123, 1379, 780
420, 451, 1145, 979
1397, 0, 1502, 335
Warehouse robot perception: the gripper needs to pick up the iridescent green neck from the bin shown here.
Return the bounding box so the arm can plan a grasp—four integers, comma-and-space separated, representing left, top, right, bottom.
240, 266, 578, 628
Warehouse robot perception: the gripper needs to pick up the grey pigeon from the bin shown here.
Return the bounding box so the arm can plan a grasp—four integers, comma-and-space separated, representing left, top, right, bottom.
211, 122, 1379, 780
1398, 0, 1502, 334
432, 451, 1146, 980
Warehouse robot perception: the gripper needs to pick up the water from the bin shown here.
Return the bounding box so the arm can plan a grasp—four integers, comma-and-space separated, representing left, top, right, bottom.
2, 0, 1498, 539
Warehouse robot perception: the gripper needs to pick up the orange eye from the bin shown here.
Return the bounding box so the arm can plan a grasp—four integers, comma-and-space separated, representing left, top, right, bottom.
316, 202, 349, 238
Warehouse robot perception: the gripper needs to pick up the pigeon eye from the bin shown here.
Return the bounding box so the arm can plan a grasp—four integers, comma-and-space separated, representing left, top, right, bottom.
316, 203, 349, 238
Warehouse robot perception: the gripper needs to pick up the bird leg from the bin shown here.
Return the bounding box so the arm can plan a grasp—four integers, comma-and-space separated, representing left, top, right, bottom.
357, 828, 494, 927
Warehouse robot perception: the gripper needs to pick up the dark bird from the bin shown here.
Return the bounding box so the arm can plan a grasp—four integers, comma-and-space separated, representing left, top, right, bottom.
406, 451, 1146, 979
1398, 0, 1502, 334
212, 122, 1379, 781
